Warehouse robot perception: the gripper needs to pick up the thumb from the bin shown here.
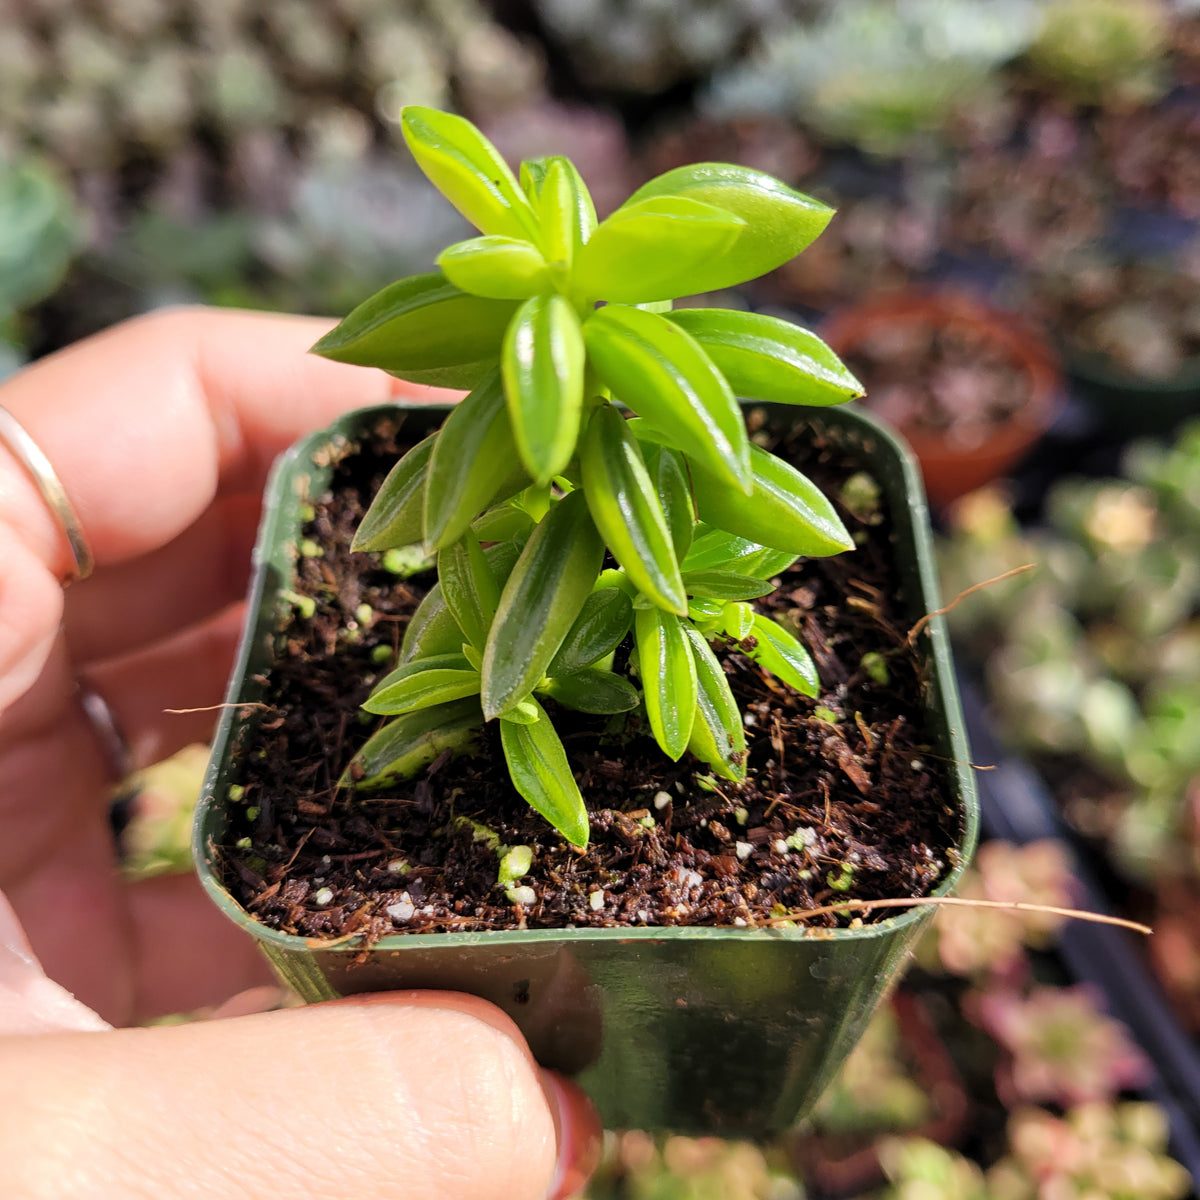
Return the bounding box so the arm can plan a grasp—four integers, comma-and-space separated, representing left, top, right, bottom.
0, 991, 599, 1200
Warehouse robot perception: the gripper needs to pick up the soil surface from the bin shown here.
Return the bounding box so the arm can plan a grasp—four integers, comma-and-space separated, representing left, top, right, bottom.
216, 415, 965, 946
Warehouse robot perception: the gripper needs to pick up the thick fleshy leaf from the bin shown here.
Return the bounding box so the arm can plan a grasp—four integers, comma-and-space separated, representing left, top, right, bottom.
352, 433, 436, 552
502, 294, 586, 485
690, 441, 854, 558
482, 491, 605, 719
680, 525, 797, 580
666, 309, 863, 406
623, 163, 833, 292
364, 653, 482, 715
471, 501, 535, 544
547, 587, 634, 676
720, 601, 756, 640
424, 371, 525, 551
644, 444, 694, 559
634, 607, 697, 760
500, 698, 590, 845
400, 106, 538, 241
573, 196, 745, 303
584, 305, 750, 493
437, 532, 500, 650
437, 236, 550, 299
341, 699, 483, 788
311, 271, 517, 388
579, 404, 686, 614
400, 541, 521, 664
540, 668, 640, 714
681, 570, 775, 601
684, 626, 747, 782
527, 156, 596, 268
747, 614, 820, 697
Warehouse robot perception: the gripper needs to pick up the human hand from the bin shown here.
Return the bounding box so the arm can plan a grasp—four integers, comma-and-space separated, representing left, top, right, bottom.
0, 308, 600, 1199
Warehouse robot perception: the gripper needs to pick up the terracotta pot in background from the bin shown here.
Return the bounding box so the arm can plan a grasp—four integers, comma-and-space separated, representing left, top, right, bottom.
822, 291, 1064, 506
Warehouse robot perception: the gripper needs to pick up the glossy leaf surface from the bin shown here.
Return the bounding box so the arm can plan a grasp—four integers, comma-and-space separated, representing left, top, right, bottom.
364, 653, 482, 715
681, 570, 775, 601
547, 587, 634, 676
666, 309, 863, 406
400, 542, 521, 664
580, 404, 686, 614
531, 156, 596, 268
624, 163, 833, 293
747, 614, 820, 697
500, 698, 590, 845
400, 106, 537, 241
540, 668, 640, 714
690, 442, 854, 558
482, 491, 605, 719
573, 197, 745, 303
584, 305, 750, 493
342, 699, 482, 788
437, 236, 550, 299
502, 294, 586, 485
311, 271, 517, 388
424, 372, 523, 551
720, 601, 756, 639
437, 533, 500, 650
684, 626, 746, 782
352, 432, 436, 552
645, 444, 694, 560
634, 607, 697, 761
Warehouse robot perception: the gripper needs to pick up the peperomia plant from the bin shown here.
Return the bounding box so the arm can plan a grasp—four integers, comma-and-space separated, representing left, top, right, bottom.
312, 106, 864, 848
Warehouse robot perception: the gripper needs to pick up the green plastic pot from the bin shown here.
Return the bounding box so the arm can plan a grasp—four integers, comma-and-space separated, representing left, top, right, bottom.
193, 401, 978, 1136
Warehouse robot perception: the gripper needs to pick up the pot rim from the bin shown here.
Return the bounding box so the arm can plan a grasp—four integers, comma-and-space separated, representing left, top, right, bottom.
193, 400, 978, 954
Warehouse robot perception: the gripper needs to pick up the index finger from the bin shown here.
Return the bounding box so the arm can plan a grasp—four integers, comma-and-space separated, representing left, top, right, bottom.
0, 306, 450, 576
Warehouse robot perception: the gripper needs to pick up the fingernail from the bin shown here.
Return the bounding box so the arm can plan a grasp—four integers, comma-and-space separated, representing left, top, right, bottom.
539, 1070, 603, 1200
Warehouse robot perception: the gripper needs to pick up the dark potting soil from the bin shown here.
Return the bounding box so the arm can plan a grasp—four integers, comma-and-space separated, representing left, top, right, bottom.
217, 414, 964, 946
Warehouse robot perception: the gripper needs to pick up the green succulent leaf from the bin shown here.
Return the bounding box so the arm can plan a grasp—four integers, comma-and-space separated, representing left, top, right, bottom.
580, 404, 686, 615
681, 570, 775, 601
425, 371, 526, 551
680, 525, 797, 579
437, 236, 550, 300
623, 163, 833, 293
683, 625, 747, 782
471, 501, 535, 544
400, 105, 538, 241
400, 541, 522, 664
573, 196, 745, 303
643, 444, 695, 560
690, 442, 854, 558
364, 654, 482, 715
540, 668, 640, 714
352, 432, 437, 553
666, 309, 863, 406
310, 271, 518, 388
747, 613, 820, 697
688, 597, 724, 623
634, 607, 697, 760
500, 698, 590, 846
437, 532, 500, 650
720, 601, 756, 640
547, 586, 634, 676
342, 699, 483, 788
529, 156, 596, 268
482, 490, 605, 719
502, 294, 586, 486
584, 305, 751, 493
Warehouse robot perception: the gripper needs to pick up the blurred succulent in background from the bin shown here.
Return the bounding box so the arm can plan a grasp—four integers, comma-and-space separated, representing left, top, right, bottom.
971, 984, 1151, 1107
533, 0, 818, 97
0, 155, 81, 375
1025, 0, 1171, 108
880, 1104, 1191, 1200
704, 0, 1041, 159
931, 839, 1073, 978
986, 1103, 1191, 1200
583, 1132, 802, 1200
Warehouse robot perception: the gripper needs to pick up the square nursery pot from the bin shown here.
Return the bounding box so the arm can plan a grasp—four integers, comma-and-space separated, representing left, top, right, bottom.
193, 401, 979, 1137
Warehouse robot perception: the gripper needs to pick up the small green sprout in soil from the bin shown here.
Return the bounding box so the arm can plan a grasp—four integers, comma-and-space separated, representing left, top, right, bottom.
312, 106, 864, 846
